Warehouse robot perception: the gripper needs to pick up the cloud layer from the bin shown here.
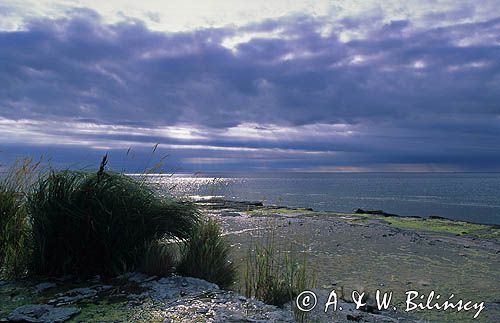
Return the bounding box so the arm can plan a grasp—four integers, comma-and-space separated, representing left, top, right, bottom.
1, 5, 499, 171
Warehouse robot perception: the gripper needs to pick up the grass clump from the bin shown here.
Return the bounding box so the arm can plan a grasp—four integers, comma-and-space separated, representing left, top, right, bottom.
140, 239, 179, 277
0, 159, 40, 277
27, 159, 199, 277
1, 153, 237, 290
0, 182, 19, 270
177, 218, 236, 289
243, 225, 312, 309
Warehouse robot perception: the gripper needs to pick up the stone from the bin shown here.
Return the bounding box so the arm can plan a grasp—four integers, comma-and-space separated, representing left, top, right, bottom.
143, 276, 219, 301
48, 287, 98, 306
8, 304, 80, 322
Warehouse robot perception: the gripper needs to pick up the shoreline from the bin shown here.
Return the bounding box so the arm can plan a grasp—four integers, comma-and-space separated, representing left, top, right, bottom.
198, 197, 500, 322
192, 197, 500, 238
1, 197, 498, 322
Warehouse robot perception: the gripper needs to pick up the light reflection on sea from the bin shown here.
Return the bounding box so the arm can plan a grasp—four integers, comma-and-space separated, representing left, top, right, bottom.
131, 172, 500, 224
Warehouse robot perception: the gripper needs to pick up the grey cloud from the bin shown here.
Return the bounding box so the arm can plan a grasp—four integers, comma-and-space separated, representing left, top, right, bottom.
0, 7, 499, 171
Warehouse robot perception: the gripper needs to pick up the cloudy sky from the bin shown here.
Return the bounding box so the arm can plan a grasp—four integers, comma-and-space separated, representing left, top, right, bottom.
1, 0, 499, 172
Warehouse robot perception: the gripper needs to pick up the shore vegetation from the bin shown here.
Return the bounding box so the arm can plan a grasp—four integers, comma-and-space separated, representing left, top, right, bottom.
0, 157, 216, 281
178, 218, 236, 289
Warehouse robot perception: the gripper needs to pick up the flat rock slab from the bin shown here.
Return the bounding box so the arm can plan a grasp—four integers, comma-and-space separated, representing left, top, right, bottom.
7, 304, 80, 322
141, 276, 219, 301
134, 290, 294, 322
48, 285, 112, 306
130, 274, 294, 322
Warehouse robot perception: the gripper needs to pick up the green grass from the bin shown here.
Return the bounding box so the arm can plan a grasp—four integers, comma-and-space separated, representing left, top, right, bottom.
242, 224, 313, 310
0, 159, 40, 278
27, 169, 199, 277
140, 239, 178, 277
177, 218, 236, 289
2, 155, 243, 283
0, 185, 20, 271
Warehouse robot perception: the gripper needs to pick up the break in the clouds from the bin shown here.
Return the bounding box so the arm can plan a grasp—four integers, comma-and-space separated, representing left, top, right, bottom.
0, 1, 499, 172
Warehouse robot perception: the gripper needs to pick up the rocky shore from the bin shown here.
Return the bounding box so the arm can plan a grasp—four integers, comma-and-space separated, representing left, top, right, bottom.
1, 273, 294, 322
198, 198, 500, 322
1, 198, 499, 322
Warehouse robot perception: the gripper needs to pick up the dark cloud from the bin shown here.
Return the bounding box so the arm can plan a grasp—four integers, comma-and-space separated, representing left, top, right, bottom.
0, 8, 499, 171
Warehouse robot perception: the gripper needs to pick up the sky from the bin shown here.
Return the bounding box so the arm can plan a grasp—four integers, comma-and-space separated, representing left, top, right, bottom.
1, 0, 499, 172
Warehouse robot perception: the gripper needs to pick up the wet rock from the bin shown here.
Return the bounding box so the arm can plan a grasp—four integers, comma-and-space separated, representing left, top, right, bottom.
7, 304, 80, 322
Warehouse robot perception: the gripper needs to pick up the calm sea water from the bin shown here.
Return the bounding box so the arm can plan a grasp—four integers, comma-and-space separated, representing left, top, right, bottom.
145, 172, 500, 225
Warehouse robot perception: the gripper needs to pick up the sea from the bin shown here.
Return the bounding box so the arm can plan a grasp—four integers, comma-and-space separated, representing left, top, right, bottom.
143, 172, 500, 225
